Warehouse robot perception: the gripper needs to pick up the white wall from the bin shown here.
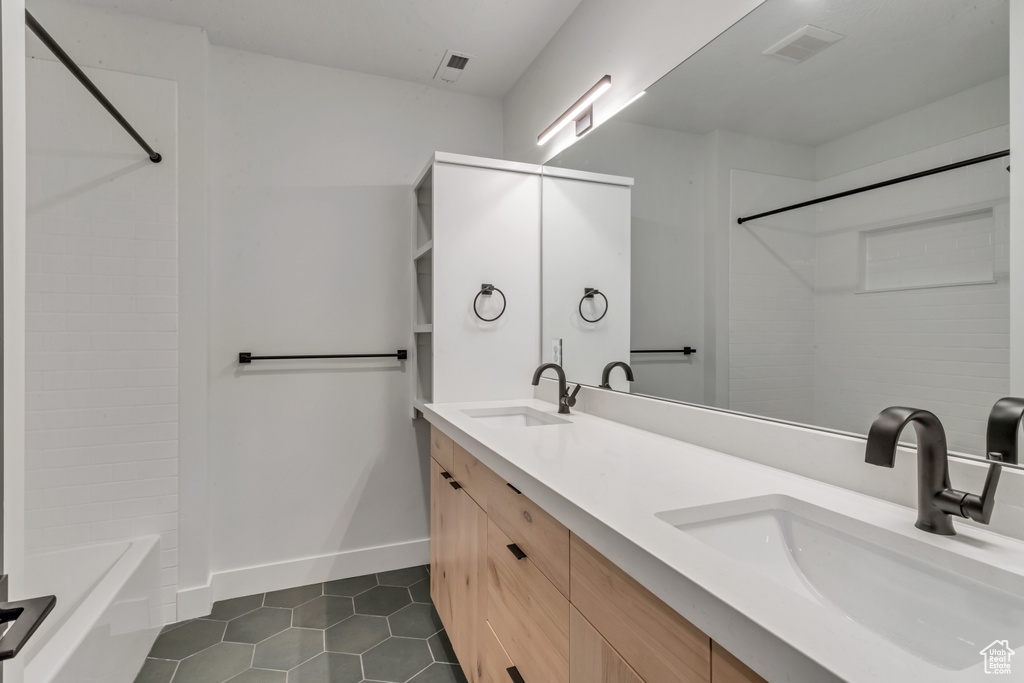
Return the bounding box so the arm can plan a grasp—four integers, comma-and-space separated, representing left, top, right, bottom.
27, 0, 209, 622
24, 58, 179, 620
204, 46, 502, 605
502, 0, 767, 164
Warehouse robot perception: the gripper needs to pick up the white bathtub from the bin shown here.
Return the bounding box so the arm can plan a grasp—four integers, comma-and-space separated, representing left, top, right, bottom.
23, 536, 163, 683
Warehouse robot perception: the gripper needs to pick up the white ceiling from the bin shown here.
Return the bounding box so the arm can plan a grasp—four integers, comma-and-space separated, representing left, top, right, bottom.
66, 0, 584, 98
621, 0, 1009, 146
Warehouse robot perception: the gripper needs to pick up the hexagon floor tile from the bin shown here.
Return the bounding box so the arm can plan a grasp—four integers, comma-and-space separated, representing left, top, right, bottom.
362, 638, 433, 682
353, 585, 412, 617
135, 564, 466, 683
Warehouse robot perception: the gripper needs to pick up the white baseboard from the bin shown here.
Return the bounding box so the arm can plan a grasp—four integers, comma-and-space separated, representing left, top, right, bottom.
176, 538, 430, 621
177, 583, 213, 621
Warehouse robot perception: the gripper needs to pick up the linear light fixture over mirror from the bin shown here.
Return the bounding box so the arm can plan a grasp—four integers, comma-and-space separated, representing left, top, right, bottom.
537, 75, 612, 146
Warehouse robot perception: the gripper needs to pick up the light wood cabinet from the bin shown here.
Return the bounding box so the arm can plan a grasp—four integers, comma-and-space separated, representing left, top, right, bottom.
479, 620, 516, 683
487, 519, 570, 683
487, 466, 570, 599
454, 443, 505, 510
431, 425, 455, 472
570, 606, 644, 683
431, 425, 768, 683
712, 641, 768, 683
571, 532, 711, 683
430, 458, 453, 629
430, 456, 487, 683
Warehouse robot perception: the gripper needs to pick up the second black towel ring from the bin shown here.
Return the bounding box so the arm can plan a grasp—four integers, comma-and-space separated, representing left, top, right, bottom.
474, 284, 506, 322
579, 288, 608, 323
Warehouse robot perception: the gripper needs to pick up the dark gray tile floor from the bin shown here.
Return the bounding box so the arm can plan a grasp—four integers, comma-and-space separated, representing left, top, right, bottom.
136, 566, 468, 683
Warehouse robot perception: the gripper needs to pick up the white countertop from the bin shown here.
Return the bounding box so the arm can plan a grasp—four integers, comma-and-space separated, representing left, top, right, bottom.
423, 398, 1024, 683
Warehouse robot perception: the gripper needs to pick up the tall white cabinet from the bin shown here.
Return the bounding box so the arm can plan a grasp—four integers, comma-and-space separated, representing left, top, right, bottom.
411, 152, 631, 414
412, 153, 543, 411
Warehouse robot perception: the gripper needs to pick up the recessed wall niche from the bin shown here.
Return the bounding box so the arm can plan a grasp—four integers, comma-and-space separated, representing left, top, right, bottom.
859, 207, 996, 293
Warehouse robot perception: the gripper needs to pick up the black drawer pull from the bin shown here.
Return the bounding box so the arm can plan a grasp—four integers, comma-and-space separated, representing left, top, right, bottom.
441, 472, 453, 480
506, 483, 522, 494
449, 481, 462, 490
506, 666, 525, 683
507, 543, 527, 560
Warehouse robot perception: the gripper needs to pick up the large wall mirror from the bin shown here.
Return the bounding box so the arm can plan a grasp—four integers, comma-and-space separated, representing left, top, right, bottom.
547, 0, 1012, 463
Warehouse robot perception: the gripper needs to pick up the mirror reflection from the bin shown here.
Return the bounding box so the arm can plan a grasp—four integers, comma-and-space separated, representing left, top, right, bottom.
547, 0, 1011, 461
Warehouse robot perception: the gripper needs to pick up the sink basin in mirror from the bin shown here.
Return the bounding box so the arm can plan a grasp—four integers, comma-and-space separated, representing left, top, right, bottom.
657, 495, 1024, 671
462, 406, 570, 429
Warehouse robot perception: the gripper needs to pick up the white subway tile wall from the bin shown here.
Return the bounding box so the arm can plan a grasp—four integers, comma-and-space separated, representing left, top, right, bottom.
862, 209, 995, 292
26, 58, 179, 621
813, 126, 1010, 454
729, 125, 1009, 455
729, 171, 817, 423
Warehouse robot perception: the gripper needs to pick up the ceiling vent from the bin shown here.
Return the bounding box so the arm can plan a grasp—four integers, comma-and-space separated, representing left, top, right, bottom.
434, 50, 473, 84
764, 25, 844, 63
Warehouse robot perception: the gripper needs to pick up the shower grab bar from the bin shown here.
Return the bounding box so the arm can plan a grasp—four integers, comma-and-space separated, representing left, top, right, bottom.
239, 350, 408, 364
26, 10, 162, 163
736, 149, 1009, 225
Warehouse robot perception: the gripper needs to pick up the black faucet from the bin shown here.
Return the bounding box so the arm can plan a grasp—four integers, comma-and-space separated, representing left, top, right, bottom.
531, 363, 580, 415
865, 407, 1002, 535
986, 397, 1024, 465
599, 361, 634, 389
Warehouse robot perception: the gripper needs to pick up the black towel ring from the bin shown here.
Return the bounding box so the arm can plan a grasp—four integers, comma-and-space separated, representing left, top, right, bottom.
474, 284, 506, 322
579, 288, 608, 323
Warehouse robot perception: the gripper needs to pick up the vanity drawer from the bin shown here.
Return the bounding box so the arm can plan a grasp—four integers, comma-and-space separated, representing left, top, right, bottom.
431, 425, 455, 472
454, 444, 505, 510
571, 533, 711, 683
487, 467, 570, 598
487, 519, 569, 683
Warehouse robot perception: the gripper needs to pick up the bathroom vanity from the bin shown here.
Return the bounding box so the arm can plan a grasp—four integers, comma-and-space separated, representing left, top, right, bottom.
423, 397, 1024, 682
427, 420, 763, 683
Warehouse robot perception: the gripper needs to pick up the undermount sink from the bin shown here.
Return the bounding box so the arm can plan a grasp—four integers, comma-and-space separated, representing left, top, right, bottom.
657, 495, 1024, 671
462, 406, 569, 429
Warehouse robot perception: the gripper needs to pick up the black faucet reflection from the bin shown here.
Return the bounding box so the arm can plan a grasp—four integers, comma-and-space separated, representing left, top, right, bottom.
600, 361, 634, 389
865, 407, 1002, 535
531, 363, 581, 415
985, 397, 1024, 465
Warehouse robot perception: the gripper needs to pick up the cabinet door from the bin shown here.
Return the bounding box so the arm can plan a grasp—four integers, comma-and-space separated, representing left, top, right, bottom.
430, 457, 454, 629
431, 456, 488, 683
712, 642, 767, 683
450, 483, 487, 682
570, 606, 644, 683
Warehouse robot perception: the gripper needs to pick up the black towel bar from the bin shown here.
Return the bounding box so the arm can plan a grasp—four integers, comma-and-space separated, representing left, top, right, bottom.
239, 350, 407, 364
